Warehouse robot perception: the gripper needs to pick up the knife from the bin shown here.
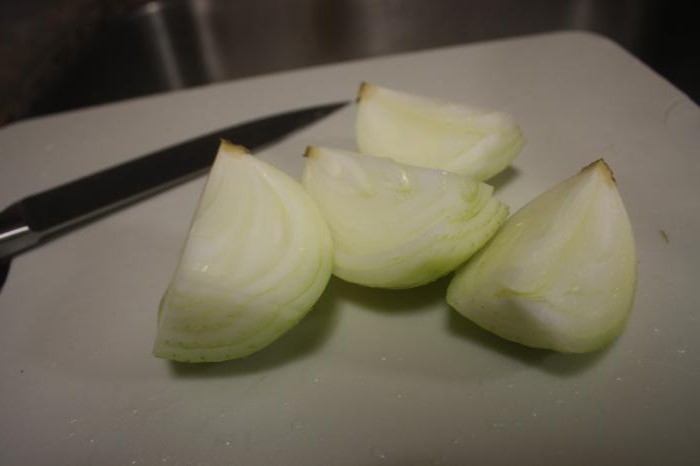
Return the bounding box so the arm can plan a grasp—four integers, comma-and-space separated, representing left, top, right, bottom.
0, 100, 348, 289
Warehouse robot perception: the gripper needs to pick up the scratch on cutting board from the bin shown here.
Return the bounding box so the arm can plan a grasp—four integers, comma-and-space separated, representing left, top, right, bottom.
662, 98, 687, 125
243, 374, 269, 395
659, 229, 670, 244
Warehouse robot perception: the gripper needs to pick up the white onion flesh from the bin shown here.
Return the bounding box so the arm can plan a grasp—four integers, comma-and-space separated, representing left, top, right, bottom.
302, 146, 508, 289
356, 82, 525, 181
447, 160, 636, 353
153, 142, 333, 362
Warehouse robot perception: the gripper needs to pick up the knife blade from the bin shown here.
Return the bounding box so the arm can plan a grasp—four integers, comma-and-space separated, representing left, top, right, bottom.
0, 100, 348, 268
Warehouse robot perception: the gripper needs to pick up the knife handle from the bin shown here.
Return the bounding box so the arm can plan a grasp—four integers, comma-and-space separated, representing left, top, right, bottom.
0, 203, 39, 261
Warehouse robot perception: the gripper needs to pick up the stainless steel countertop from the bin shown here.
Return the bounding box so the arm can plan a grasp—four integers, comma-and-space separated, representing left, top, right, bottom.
3, 0, 698, 124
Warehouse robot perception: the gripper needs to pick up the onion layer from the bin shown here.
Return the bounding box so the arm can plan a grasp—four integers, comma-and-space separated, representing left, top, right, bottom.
302, 146, 508, 289
356, 83, 525, 181
447, 160, 636, 353
153, 142, 333, 362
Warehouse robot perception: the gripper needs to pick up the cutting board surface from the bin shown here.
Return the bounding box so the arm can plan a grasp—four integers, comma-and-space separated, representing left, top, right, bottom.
1, 32, 699, 466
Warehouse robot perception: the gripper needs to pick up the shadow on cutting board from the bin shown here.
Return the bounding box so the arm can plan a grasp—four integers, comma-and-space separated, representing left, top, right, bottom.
281, 275, 607, 382
170, 270, 611, 378
329, 275, 451, 314
446, 310, 612, 376
489, 165, 520, 192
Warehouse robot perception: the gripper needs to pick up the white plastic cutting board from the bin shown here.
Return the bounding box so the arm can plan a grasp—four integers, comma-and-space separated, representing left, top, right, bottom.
1, 32, 699, 466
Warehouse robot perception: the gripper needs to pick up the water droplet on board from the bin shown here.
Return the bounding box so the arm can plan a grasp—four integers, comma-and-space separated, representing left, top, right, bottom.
370, 446, 387, 461
292, 420, 304, 431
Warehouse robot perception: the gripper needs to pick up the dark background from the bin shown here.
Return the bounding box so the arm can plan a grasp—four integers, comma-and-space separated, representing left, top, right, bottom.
1, 0, 697, 126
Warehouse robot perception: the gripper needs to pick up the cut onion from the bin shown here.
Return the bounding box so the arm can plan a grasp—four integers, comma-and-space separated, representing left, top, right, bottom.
447, 160, 636, 353
302, 146, 508, 289
153, 141, 333, 362
356, 82, 525, 181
